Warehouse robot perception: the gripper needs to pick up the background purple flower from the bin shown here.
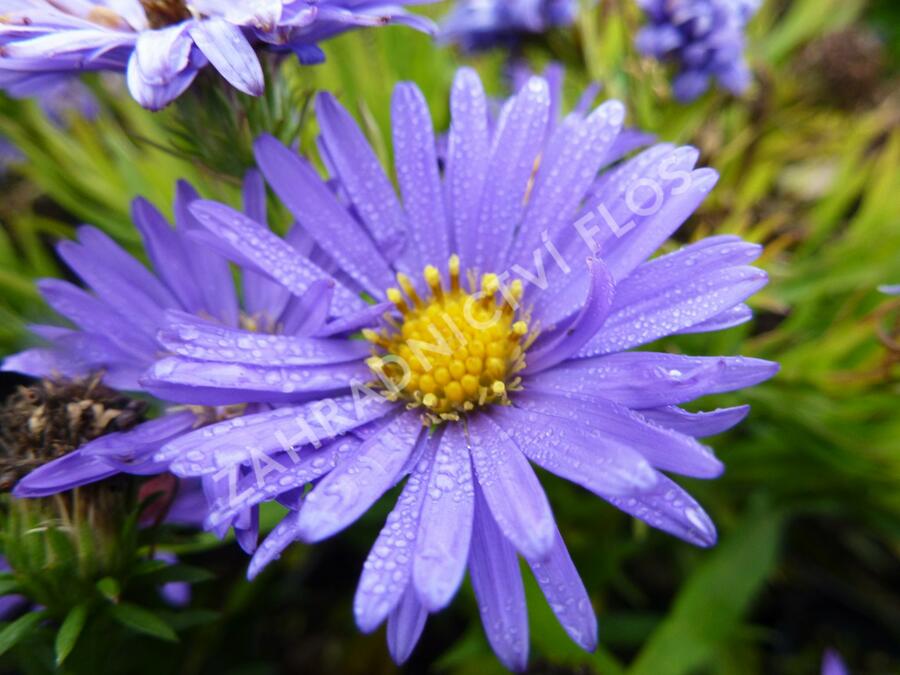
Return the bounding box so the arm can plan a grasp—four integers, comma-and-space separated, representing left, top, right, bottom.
0, 0, 435, 109
149, 67, 776, 669
441, 0, 581, 51
636, 0, 760, 102
822, 649, 849, 675
1, 173, 309, 551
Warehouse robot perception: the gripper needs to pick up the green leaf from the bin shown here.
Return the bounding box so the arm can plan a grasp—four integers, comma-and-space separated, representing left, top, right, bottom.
628, 510, 785, 675
134, 563, 215, 586
0, 576, 21, 596
96, 577, 121, 603
55, 604, 88, 666
0, 611, 44, 657
109, 603, 178, 643
159, 609, 220, 632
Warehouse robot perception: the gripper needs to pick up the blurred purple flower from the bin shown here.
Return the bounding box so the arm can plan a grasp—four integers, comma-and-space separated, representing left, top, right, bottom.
0, 1, 435, 110
441, 0, 580, 51
636, 0, 759, 102
879, 284, 900, 295
2, 173, 308, 551
150, 67, 776, 668
822, 649, 849, 675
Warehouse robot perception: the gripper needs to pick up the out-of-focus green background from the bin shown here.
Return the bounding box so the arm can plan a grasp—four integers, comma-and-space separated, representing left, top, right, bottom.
0, 0, 899, 673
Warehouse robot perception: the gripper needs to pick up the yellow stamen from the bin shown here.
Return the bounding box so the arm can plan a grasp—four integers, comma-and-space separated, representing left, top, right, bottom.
386, 287, 409, 314
424, 265, 443, 301
396, 273, 423, 308
449, 255, 461, 293
365, 255, 535, 423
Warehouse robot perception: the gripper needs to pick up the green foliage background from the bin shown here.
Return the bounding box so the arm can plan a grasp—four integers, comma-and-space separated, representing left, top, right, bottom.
0, 0, 898, 673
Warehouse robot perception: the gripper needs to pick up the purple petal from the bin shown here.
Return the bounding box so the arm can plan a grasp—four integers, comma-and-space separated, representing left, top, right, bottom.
252, 135, 394, 295
242, 169, 290, 320
205, 435, 361, 530
143, 355, 370, 405
296, 412, 425, 542
474, 77, 550, 272
280, 279, 334, 337
313, 300, 392, 337
469, 488, 529, 672
126, 54, 197, 110
161, 394, 393, 475
821, 649, 849, 675
57, 237, 165, 338
613, 236, 761, 308
354, 438, 433, 632
445, 67, 490, 266
468, 414, 555, 560
555, 144, 694, 266
37, 279, 157, 361
676, 303, 753, 334
158, 310, 370, 365
248, 510, 301, 579
606, 473, 718, 547
189, 18, 264, 96
14, 450, 117, 498
578, 265, 768, 356
490, 404, 658, 497
527, 528, 597, 652
235, 505, 260, 554
601, 128, 655, 165
173, 181, 239, 327
82, 411, 197, 475
601, 166, 719, 282
512, 391, 723, 478
314, 92, 406, 256
188, 199, 363, 316
131, 23, 192, 85
525, 256, 616, 374
413, 423, 475, 611
132, 196, 203, 315
392, 82, 450, 269
74, 226, 177, 309
5, 30, 134, 59
509, 101, 625, 267
636, 405, 751, 437
387, 585, 428, 665
528, 352, 778, 408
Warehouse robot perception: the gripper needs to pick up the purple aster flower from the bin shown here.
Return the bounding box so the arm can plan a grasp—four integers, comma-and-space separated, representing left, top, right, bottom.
822, 649, 849, 675
636, 0, 759, 102
879, 284, 900, 295
2, 173, 314, 550
0, 1, 435, 110
441, 0, 580, 51
148, 67, 777, 669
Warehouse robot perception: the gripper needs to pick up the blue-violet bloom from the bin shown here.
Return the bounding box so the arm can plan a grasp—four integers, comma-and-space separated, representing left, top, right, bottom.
0, 1, 435, 109
2, 174, 312, 551
636, 0, 760, 102
822, 649, 849, 675
441, 0, 580, 51
148, 67, 777, 669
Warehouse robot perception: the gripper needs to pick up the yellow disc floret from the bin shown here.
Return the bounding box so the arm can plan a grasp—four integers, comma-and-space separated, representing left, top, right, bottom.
364, 256, 535, 423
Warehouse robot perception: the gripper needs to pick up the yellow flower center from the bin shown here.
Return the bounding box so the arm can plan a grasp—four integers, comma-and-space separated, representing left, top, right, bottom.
364, 255, 534, 423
